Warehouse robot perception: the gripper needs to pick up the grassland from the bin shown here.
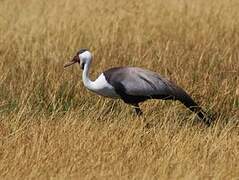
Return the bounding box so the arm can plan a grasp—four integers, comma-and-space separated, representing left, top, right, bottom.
0, 0, 239, 179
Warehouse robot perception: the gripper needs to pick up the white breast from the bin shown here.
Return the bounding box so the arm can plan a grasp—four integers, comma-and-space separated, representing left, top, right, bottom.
90, 74, 120, 98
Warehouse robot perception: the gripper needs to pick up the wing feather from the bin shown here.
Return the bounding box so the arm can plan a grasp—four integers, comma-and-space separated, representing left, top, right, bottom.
103, 67, 175, 96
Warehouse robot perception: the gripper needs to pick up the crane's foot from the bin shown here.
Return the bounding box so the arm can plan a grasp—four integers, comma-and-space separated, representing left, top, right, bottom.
132, 103, 143, 116
135, 107, 143, 116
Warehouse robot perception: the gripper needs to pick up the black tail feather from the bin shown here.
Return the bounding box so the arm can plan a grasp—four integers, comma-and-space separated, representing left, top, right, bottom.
176, 91, 212, 126
187, 104, 212, 126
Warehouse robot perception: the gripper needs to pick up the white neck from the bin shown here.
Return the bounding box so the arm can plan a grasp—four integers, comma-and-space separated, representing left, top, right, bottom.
80, 57, 119, 98
81, 61, 119, 98
79, 51, 119, 98
82, 62, 95, 91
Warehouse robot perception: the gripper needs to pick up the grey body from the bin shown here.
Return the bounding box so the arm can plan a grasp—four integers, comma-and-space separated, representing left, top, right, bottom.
104, 67, 178, 98
104, 67, 190, 103
103, 67, 211, 125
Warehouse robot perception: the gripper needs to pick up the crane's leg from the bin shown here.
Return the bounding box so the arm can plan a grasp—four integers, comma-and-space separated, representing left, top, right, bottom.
133, 103, 143, 116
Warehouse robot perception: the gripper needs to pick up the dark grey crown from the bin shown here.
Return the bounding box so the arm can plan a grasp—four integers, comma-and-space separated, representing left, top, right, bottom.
78, 48, 89, 55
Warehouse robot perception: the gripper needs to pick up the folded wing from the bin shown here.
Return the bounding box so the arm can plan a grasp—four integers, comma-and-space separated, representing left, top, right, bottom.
104, 67, 179, 98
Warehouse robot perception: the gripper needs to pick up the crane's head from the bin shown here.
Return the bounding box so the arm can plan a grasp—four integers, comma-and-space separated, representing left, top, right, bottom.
64, 48, 92, 70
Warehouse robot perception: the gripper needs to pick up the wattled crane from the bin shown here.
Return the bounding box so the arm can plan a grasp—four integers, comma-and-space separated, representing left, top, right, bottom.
64, 48, 211, 126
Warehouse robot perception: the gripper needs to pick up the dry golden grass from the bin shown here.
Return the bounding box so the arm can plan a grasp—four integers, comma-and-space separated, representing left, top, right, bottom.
0, 0, 239, 179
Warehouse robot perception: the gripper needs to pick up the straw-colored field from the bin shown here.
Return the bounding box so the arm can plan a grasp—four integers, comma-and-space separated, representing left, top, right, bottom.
0, 0, 239, 179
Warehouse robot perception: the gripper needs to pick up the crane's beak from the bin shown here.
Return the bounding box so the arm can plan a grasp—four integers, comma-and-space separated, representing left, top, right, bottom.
64, 54, 80, 68
64, 60, 77, 68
